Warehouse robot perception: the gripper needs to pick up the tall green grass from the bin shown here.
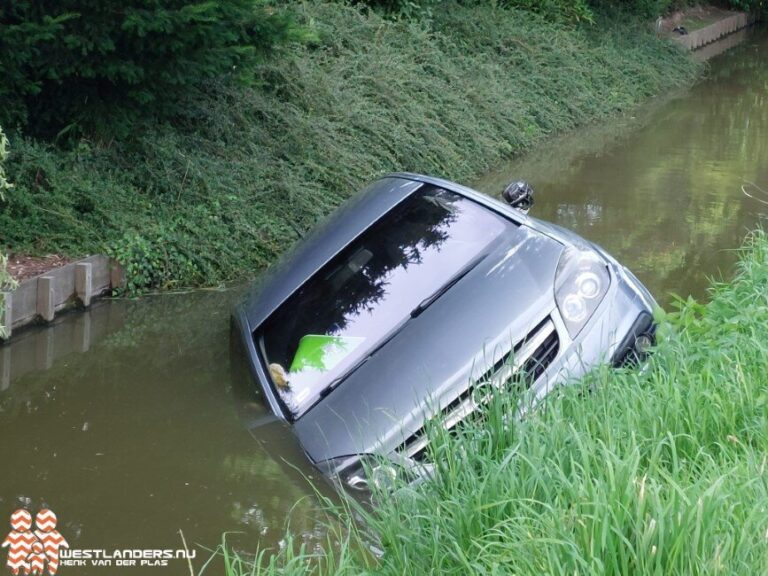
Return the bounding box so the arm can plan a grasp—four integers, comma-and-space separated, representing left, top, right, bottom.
0, 1, 699, 288
215, 230, 768, 575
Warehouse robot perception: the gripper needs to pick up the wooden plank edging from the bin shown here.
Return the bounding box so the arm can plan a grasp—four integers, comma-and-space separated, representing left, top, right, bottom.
0, 255, 125, 342
673, 12, 756, 51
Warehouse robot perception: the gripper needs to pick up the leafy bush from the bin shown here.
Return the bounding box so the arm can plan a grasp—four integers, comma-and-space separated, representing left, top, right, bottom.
0, 127, 16, 339
589, 0, 763, 21
364, 0, 593, 22
726, 0, 766, 14
0, 126, 10, 201
106, 231, 203, 294
500, 0, 594, 22
0, 253, 16, 339
0, 0, 299, 138
588, 0, 682, 18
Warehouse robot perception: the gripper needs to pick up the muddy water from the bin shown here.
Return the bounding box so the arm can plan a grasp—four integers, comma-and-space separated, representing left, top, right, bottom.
0, 292, 336, 575
1, 28, 767, 576
476, 27, 768, 305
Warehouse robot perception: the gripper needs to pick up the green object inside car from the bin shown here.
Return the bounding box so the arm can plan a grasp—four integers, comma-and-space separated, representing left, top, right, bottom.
290, 334, 365, 373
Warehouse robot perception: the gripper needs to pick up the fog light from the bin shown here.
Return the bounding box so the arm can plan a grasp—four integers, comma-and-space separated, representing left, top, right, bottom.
341, 460, 401, 492
634, 334, 653, 355
371, 465, 398, 491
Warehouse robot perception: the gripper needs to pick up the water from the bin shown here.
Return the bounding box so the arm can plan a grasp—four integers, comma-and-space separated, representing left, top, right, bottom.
0, 292, 336, 575
1, 29, 766, 575
475, 28, 768, 305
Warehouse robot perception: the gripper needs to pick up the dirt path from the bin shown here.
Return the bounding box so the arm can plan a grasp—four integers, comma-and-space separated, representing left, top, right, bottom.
6, 254, 72, 282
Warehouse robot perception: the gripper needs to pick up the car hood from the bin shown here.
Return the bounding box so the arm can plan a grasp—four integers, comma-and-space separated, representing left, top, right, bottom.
294, 224, 564, 464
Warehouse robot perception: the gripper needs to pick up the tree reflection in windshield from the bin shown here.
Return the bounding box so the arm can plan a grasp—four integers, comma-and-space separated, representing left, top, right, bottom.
261, 185, 509, 417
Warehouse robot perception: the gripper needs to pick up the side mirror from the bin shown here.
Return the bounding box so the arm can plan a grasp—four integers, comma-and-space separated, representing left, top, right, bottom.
502, 180, 534, 214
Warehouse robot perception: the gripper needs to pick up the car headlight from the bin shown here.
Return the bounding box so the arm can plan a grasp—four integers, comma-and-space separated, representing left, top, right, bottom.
554, 247, 610, 338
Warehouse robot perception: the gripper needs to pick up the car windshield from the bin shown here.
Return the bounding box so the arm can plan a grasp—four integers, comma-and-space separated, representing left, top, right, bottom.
259, 185, 511, 418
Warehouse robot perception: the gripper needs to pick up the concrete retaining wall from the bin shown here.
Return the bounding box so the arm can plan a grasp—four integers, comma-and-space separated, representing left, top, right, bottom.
1, 255, 125, 341
692, 27, 751, 61
674, 12, 756, 50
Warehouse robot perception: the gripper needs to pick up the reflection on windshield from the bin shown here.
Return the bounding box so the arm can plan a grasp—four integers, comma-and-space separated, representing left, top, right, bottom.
260, 185, 511, 417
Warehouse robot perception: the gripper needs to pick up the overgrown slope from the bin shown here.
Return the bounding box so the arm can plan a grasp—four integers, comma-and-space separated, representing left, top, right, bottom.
0, 2, 699, 288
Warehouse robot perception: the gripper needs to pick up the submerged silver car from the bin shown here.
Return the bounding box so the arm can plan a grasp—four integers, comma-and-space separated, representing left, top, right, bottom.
232, 173, 656, 490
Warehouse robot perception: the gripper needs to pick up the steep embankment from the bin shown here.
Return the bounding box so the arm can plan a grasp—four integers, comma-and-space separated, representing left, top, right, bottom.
1, 2, 699, 289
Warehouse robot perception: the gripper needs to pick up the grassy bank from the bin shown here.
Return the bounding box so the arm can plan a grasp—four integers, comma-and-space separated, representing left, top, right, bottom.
1, 1, 698, 289
215, 230, 768, 575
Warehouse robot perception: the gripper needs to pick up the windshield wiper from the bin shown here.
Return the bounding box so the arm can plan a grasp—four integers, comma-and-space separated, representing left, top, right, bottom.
317, 318, 408, 399
316, 252, 489, 401
410, 252, 489, 318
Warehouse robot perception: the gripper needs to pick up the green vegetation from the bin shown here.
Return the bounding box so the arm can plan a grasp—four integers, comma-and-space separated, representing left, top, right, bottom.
214, 230, 768, 575
0, 126, 10, 201
363, 0, 760, 22
589, 0, 684, 18
0, 1, 699, 290
0, 127, 15, 339
370, 0, 595, 22
0, 252, 14, 339
0, 0, 301, 138
726, 0, 766, 15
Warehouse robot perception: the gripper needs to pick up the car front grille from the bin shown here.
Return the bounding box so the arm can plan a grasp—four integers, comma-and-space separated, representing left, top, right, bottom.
398, 317, 559, 461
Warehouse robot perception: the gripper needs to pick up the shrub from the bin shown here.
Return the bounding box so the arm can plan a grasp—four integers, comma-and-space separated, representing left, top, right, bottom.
0, 127, 16, 339
726, 0, 766, 14
588, 0, 682, 18
363, 0, 594, 22
106, 231, 203, 294
0, 1, 299, 138
500, 0, 593, 22
0, 126, 10, 201
0, 253, 16, 340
